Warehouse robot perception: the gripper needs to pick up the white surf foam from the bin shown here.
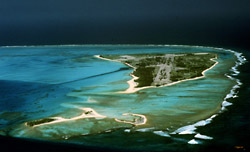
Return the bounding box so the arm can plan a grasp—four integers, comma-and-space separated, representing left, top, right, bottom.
153, 131, 171, 137
124, 129, 131, 133
135, 127, 155, 132
188, 139, 200, 144
172, 119, 213, 135
171, 47, 247, 143
194, 134, 213, 140
222, 101, 233, 107
173, 125, 197, 134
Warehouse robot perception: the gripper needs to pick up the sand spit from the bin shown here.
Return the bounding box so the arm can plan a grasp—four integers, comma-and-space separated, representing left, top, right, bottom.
26, 108, 106, 127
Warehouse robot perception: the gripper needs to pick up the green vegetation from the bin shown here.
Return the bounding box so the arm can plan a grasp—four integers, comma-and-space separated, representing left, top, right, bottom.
85, 111, 92, 115
133, 64, 154, 87
100, 53, 217, 88
26, 118, 56, 127
170, 54, 216, 81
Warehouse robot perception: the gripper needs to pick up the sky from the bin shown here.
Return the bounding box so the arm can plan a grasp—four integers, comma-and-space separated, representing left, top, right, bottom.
0, 0, 250, 47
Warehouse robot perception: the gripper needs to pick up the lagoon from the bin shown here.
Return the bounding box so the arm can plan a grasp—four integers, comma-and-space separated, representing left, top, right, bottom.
0, 45, 246, 151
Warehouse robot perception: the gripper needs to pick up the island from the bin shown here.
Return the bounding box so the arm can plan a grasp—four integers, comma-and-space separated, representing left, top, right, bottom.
96, 53, 218, 93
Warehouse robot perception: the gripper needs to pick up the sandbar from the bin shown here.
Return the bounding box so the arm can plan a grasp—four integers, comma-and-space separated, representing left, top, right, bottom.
114, 113, 147, 125
25, 107, 106, 127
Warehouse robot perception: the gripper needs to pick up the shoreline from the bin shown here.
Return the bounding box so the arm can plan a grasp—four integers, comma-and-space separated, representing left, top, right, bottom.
114, 113, 147, 126
95, 54, 219, 94
167, 49, 246, 144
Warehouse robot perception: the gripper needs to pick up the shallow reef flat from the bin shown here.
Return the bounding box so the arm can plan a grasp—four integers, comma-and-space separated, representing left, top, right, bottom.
0, 45, 246, 151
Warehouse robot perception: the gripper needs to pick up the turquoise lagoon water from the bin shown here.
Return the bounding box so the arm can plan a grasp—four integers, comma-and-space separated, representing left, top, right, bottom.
0, 45, 246, 151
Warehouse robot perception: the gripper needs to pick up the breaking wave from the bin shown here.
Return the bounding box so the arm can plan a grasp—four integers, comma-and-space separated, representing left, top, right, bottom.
152, 46, 247, 144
